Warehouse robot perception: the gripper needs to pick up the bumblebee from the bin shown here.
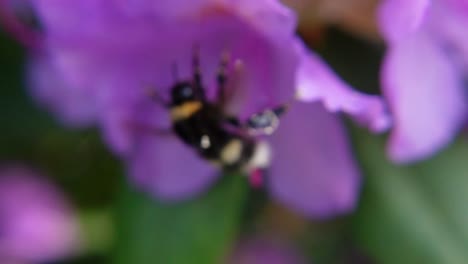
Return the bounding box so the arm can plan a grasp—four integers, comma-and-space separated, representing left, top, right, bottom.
149, 48, 287, 185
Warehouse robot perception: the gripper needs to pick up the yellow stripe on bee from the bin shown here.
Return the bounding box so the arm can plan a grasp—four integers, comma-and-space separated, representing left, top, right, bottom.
170, 101, 203, 121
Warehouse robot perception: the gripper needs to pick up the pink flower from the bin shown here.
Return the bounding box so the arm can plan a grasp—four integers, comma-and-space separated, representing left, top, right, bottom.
379, 0, 468, 162
0, 165, 79, 263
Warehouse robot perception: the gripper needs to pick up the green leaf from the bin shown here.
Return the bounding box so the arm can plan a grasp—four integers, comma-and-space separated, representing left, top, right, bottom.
113, 174, 248, 264
352, 129, 468, 264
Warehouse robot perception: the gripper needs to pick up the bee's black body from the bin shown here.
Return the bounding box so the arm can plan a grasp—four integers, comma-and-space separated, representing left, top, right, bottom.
174, 106, 256, 168
150, 50, 285, 175
169, 79, 257, 170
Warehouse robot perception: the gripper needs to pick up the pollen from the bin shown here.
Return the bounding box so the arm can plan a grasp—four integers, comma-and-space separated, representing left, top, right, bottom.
220, 139, 243, 165
170, 101, 202, 121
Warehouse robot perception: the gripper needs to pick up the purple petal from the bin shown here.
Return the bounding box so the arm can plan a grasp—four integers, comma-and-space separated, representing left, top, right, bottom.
28, 55, 97, 127
29, 0, 119, 37
378, 0, 430, 43
30, 0, 300, 141
295, 41, 391, 133
427, 0, 468, 69
128, 133, 219, 200
442, 0, 468, 15
226, 0, 297, 37
268, 101, 360, 218
114, 0, 297, 37
382, 33, 467, 162
96, 74, 171, 156
114, 0, 212, 20
0, 166, 79, 263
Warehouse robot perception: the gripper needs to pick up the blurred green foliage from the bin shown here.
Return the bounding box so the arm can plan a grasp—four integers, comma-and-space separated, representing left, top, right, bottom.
352, 129, 468, 264
0, 32, 120, 209
114, 175, 248, 264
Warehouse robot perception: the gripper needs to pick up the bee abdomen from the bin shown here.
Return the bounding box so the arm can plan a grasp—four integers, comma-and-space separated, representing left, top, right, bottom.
219, 138, 271, 171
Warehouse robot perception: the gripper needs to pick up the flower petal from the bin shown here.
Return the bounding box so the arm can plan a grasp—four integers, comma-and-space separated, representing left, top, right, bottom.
27, 55, 97, 127
427, 0, 468, 69
128, 133, 219, 200
116, 0, 297, 37
30, 0, 141, 38
0, 166, 79, 262
295, 41, 391, 132
31, 0, 300, 131
378, 0, 430, 43
268, 101, 360, 218
441, 0, 468, 16
382, 33, 467, 162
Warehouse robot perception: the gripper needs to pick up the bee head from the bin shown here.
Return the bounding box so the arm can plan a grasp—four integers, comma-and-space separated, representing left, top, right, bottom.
170, 82, 205, 106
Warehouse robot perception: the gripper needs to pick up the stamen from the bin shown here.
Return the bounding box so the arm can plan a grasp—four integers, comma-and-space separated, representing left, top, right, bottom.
192, 44, 202, 85
144, 85, 169, 107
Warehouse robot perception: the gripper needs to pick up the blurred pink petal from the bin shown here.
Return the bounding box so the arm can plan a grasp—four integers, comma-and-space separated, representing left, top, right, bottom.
379, 0, 468, 162
382, 33, 466, 162
378, 0, 430, 43
128, 134, 219, 200
28, 55, 97, 127
268, 102, 360, 218
295, 41, 391, 132
0, 166, 79, 263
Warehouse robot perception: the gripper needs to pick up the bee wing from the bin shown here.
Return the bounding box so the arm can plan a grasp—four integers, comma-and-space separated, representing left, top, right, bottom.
221, 59, 248, 116
267, 101, 360, 218
128, 133, 219, 200
221, 59, 272, 121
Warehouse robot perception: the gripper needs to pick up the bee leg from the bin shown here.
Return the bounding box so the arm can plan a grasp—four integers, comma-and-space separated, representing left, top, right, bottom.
216, 51, 230, 106
145, 86, 170, 108
151, 127, 173, 136
244, 104, 290, 135
252, 104, 290, 124
270, 104, 289, 117
224, 116, 241, 127
192, 45, 202, 87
